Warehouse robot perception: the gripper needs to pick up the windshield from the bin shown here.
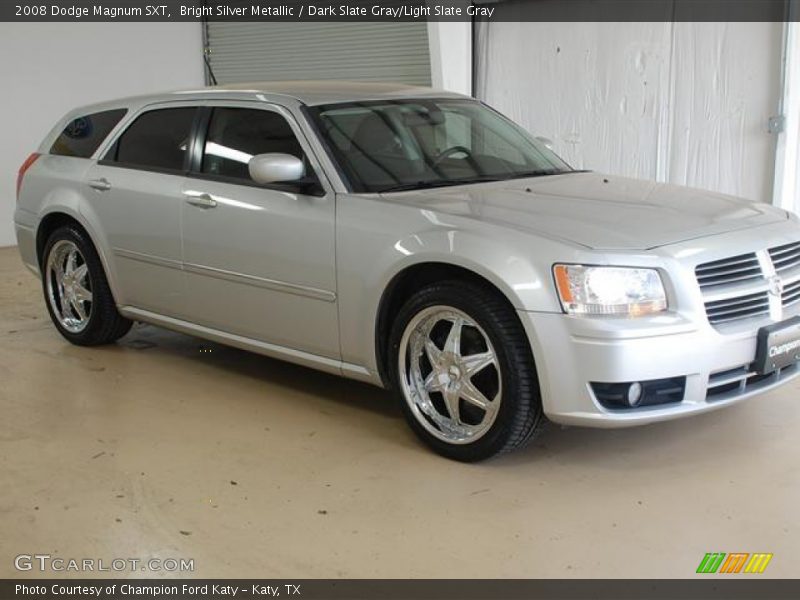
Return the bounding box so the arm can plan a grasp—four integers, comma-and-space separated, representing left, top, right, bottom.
308, 98, 573, 193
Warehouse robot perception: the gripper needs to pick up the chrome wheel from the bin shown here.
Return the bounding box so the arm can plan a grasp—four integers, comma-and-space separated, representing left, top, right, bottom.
398, 306, 502, 444
45, 240, 93, 333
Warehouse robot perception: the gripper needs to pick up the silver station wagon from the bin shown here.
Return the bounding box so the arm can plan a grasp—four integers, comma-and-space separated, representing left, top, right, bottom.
14, 81, 800, 461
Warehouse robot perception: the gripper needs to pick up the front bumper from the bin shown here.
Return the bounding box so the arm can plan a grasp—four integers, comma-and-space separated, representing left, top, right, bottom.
520, 308, 800, 427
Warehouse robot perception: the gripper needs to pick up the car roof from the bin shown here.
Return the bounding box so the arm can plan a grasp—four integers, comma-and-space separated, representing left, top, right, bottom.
69, 81, 471, 118
207, 80, 469, 105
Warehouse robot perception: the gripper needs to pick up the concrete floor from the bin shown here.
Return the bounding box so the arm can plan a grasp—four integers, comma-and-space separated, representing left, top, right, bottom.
1, 245, 798, 579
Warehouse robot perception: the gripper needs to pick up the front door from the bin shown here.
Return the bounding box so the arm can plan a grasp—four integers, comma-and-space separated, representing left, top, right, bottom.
180, 104, 339, 360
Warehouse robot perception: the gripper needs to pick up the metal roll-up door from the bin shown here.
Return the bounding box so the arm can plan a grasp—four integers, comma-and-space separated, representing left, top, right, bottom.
205, 22, 431, 86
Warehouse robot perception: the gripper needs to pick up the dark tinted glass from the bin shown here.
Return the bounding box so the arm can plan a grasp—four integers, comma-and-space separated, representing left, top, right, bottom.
114, 108, 196, 172
50, 109, 127, 158
201, 108, 304, 180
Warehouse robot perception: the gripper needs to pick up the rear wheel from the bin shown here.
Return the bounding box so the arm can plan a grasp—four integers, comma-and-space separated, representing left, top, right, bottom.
389, 281, 544, 461
42, 225, 132, 346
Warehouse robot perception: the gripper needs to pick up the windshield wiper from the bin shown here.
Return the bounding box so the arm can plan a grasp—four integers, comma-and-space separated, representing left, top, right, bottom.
376, 169, 583, 193
378, 175, 505, 194
507, 169, 568, 179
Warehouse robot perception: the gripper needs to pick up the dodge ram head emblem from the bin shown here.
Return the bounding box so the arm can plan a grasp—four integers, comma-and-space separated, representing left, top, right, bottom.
767, 275, 785, 297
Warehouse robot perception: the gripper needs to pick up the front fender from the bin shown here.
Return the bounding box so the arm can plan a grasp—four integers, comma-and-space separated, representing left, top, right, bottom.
336, 193, 577, 378
376, 229, 560, 313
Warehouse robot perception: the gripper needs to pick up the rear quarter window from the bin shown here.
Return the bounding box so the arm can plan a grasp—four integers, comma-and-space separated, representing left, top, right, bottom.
50, 109, 127, 158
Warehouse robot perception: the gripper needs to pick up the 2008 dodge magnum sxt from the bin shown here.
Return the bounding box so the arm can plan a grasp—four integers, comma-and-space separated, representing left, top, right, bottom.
13, 81, 800, 461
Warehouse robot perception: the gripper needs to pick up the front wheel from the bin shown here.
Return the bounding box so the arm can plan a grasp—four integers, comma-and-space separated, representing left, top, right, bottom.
389, 281, 544, 461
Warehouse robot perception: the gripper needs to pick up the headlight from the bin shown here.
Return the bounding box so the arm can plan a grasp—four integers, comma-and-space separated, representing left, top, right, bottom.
553, 265, 667, 316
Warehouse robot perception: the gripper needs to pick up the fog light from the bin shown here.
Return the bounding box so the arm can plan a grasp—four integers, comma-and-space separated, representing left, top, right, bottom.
591, 378, 686, 409
627, 382, 643, 407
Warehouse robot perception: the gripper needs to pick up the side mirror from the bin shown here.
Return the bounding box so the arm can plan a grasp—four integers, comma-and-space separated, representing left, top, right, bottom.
248, 153, 305, 185
535, 136, 555, 150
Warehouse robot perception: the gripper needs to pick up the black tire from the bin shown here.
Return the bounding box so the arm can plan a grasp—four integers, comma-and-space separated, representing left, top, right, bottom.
41, 225, 132, 346
388, 280, 545, 462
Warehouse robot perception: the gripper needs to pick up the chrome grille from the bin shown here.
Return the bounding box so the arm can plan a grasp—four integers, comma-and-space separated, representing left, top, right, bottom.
784, 279, 800, 308
695, 252, 761, 290
769, 241, 800, 275
704, 291, 770, 325
696, 240, 800, 327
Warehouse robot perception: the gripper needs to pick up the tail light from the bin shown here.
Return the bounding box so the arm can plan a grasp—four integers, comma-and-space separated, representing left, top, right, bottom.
16, 152, 41, 201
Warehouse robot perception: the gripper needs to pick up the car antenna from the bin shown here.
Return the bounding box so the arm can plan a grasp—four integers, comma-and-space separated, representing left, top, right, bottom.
203, 48, 218, 86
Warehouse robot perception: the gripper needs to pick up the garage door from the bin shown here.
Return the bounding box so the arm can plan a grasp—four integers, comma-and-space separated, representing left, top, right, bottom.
205, 22, 431, 86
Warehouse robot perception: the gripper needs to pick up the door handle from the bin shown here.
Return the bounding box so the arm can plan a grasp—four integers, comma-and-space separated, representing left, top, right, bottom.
88, 178, 112, 191
184, 191, 218, 209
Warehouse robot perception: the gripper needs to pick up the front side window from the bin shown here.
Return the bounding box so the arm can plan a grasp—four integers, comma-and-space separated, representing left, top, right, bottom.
50, 109, 127, 158
309, 98, 572, 193
110, 108, 196, 172
201, 107, 306, 182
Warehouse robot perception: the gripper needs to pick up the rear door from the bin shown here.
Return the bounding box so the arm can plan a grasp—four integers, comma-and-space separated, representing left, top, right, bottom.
84, 105, 197, 317
180, 103, 339, 359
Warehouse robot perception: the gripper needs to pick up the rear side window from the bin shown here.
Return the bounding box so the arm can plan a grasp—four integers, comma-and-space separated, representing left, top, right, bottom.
50, 109, 127, 158
109, 108, 196, 173
201, 108, 305, 181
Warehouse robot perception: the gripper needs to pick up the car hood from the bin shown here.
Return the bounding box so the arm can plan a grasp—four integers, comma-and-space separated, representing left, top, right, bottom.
385, 172, 786, 250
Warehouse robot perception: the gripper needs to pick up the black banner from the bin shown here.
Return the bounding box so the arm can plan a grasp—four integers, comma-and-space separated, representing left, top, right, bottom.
4, 579, 800, 600
1, 0, 796, 22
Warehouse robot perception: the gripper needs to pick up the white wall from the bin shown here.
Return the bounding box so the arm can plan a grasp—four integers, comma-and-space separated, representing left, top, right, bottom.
665, 23, 782, 204
0, 23, 204, 247
774, 22, 800, 213
428, 21, 472, 95
476, 21, 784, 206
